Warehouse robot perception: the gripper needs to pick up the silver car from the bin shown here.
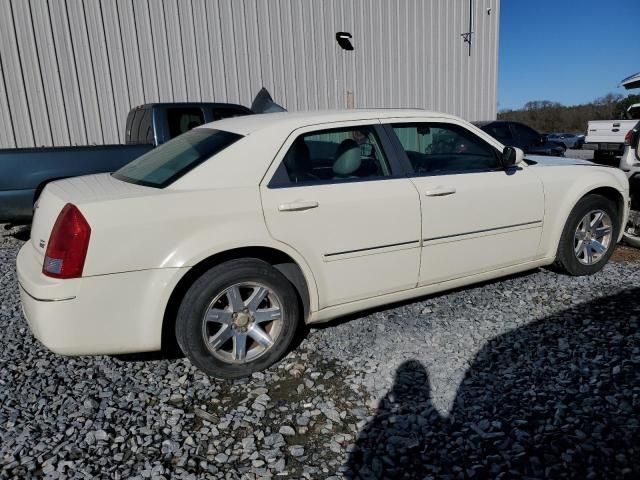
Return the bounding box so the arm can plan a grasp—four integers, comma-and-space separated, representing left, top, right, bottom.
547, 133, 583, 149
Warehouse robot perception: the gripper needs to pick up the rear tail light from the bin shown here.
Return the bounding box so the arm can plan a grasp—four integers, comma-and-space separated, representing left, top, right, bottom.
43, 203, 91, 279
625, 130, 633, 146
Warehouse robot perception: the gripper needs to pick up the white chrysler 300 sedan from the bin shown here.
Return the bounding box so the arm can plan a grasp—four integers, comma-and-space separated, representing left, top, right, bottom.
17, 110, 629, 378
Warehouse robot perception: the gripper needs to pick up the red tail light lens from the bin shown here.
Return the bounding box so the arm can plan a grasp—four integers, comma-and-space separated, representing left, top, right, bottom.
43, 204, 91, 279
625, 130, 633, 146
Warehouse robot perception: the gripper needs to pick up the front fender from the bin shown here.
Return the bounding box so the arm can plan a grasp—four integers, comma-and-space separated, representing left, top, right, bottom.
536, 166, 629, 260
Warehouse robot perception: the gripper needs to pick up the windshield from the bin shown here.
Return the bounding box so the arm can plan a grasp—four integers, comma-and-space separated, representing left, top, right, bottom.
113, 128, 242, 188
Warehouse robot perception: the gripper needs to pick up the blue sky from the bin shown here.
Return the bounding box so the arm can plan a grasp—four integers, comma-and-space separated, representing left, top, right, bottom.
498, 0, 639, 111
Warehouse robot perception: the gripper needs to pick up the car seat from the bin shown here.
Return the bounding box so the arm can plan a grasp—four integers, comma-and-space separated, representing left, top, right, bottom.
333, 139, 362, 178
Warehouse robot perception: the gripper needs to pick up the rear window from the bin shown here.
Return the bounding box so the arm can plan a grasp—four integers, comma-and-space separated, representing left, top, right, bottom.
126, 108, 154, 145
113, 128, 242, 188
167, 107, 205, 138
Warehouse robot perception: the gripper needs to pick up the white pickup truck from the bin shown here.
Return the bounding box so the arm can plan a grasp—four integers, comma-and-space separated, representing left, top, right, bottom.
585, 103, 640, 165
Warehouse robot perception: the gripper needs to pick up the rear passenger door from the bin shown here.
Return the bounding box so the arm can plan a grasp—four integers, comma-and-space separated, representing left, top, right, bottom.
383, 119, 544, 285
260, 122, 422, 309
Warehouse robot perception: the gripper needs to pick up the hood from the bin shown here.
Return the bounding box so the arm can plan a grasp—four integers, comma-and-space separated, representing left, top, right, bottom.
525, 155, 597, 167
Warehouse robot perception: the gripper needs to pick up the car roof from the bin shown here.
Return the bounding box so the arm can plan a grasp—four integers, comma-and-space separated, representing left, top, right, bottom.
199, 109, 459, 135
132, 102, 249, 110
472, 120, 508, 127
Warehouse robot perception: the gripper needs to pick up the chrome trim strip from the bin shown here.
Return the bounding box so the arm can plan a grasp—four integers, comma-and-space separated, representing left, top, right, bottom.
18, 282, 76, 302
423, 220, 543, 242
325, 240, 420, 257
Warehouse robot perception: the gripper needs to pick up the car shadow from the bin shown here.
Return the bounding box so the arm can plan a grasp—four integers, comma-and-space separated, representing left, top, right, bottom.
344, 288, 640, 479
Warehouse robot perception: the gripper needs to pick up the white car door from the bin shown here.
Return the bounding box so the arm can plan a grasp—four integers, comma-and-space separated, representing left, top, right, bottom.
260, 122, 422, 309
382, 119, 545, 286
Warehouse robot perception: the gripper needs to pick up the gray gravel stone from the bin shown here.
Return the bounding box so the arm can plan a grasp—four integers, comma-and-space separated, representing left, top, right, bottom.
288, 445, 304, 457
278, 425, 295, 436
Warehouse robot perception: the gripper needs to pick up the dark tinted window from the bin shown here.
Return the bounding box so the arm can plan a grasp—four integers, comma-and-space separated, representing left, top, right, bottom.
114, 129, 242, 188
485, 123, 513, 141
167, 107, 205, 138
392, 123, 500, 174
513, 123, 540, 144
126, 108, 154, 145
272, 125, 391, 186
213, 107, 250, 121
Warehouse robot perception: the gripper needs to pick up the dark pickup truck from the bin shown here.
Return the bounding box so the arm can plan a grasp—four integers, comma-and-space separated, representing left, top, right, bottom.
0, 102, 251, 224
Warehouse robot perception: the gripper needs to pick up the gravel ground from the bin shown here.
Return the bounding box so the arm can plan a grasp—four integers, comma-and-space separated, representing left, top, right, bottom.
1, 230, 639, 479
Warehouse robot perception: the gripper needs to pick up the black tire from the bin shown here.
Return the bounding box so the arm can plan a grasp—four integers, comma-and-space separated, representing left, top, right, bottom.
555, 194, 619, 276
175, 258, 300, 379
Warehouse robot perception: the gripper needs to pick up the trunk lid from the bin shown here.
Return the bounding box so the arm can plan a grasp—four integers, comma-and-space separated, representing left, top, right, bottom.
31, 173, 159, 258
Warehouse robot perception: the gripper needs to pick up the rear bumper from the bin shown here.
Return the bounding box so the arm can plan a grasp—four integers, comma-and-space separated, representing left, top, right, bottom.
584, 142, 624, 153
0, 188, 35, 223
17, 241, 186, 355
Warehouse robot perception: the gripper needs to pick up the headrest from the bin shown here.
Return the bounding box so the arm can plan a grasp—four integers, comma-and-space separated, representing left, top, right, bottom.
333, 139, 361, 176
284, 140, 311, 173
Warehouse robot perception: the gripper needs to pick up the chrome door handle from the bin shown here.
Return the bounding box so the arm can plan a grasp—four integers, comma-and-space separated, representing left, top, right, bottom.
278, 201, 319, 212
425, 186, 456, 197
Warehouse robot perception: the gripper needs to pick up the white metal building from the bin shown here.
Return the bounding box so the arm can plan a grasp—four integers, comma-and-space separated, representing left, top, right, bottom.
0, 0, 500, 148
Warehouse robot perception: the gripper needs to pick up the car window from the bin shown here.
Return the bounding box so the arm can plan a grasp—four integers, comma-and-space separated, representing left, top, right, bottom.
485, 124, 513, 141
272, 125, 392, 186
113, 128, 242, 188
213, 107, 250, 121
392, 123, 501, 174
512, 124, 540, 144
126, 108, 154, 145
628, 106, 640, 120
167, 107, 205, 139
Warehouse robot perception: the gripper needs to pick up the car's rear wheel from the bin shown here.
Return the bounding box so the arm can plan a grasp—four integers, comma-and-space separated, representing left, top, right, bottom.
555, 194, 619, 275
176, 258, 300, 378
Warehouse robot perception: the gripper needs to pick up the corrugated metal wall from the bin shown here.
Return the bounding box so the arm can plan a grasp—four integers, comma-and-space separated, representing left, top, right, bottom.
0, 0, 499, 148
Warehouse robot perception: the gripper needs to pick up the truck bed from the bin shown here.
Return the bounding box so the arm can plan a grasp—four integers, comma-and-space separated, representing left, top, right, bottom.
0, 143, 152, 223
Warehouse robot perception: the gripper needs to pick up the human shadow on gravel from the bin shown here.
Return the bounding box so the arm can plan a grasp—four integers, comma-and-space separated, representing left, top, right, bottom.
345, 288, 640, 479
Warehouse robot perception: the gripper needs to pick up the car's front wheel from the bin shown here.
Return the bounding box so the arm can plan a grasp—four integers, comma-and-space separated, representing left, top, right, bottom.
555, 194, 619, 275
176, 259, 300, 378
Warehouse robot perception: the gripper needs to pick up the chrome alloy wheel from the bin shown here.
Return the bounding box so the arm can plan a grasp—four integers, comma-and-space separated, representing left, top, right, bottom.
574, 209, 613, 265
201, 283, 284, 364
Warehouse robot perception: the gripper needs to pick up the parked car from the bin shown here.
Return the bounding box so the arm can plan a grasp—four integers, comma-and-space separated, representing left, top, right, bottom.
547, 132, 584, 149
620, 121, 640, 247
585, 104, 640, 165
473, 120, 566, 156
18, 110, 629, 378
0, 102, 252, 224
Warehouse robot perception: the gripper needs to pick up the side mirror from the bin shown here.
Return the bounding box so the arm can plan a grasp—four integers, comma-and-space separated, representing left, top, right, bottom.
502, 146, 524, 168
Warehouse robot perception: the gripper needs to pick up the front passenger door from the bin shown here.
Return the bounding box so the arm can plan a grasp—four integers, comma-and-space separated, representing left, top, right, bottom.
384, 120, 545, 286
